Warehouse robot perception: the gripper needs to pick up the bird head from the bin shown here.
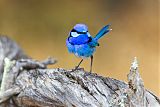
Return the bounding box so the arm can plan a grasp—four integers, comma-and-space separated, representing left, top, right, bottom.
68, 24, 91, 45
70, 24, 89, 38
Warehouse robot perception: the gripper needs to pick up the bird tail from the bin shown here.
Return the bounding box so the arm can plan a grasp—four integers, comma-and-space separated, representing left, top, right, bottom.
94, 24, 111, 41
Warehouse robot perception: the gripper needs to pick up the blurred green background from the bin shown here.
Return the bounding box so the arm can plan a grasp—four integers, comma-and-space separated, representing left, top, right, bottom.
0, 0, 159, 96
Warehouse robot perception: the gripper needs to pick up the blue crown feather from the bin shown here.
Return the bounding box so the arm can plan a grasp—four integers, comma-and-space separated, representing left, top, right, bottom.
73, 24, 88, 33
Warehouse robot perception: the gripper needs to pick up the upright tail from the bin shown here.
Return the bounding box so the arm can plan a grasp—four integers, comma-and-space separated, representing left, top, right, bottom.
94, 24, 111, 41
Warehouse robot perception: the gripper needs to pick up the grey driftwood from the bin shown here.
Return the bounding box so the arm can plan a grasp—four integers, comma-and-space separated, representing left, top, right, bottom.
0, 36, 159, 107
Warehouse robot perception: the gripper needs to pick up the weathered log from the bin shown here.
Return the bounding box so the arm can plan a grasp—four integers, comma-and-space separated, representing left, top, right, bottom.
0, 36, 159, 107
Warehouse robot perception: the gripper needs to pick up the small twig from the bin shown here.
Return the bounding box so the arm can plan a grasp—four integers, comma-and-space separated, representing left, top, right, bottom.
41, 57, 57, 65
18, 57, 57, 69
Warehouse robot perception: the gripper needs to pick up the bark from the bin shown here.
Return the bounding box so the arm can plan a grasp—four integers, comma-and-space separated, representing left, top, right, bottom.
0, 36, 159, 107
0, 36, 28, 83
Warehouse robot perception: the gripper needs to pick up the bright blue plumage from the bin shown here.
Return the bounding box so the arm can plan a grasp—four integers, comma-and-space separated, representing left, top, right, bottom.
68, 34, 90, 45
66, 23, 111, 72
94, 24, 111, 41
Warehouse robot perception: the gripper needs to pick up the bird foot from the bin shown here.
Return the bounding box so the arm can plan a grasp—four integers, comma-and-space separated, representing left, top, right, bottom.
70, 67, 84, 72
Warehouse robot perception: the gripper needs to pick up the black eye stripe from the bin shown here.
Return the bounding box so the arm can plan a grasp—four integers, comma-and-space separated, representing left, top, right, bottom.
71, 29, 77, 32
71, 29, 88, 34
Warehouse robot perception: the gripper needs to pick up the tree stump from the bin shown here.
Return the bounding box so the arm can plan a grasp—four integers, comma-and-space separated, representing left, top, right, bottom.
0, 36, 159, 107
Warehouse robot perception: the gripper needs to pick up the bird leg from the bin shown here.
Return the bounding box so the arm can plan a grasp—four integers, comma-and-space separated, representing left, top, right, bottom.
71, 59, 83, 72
83, 56, 93, 76
90, 55, 93, 73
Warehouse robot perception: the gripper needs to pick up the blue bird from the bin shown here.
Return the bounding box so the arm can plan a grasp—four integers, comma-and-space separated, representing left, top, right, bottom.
66, 24, 111, 73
